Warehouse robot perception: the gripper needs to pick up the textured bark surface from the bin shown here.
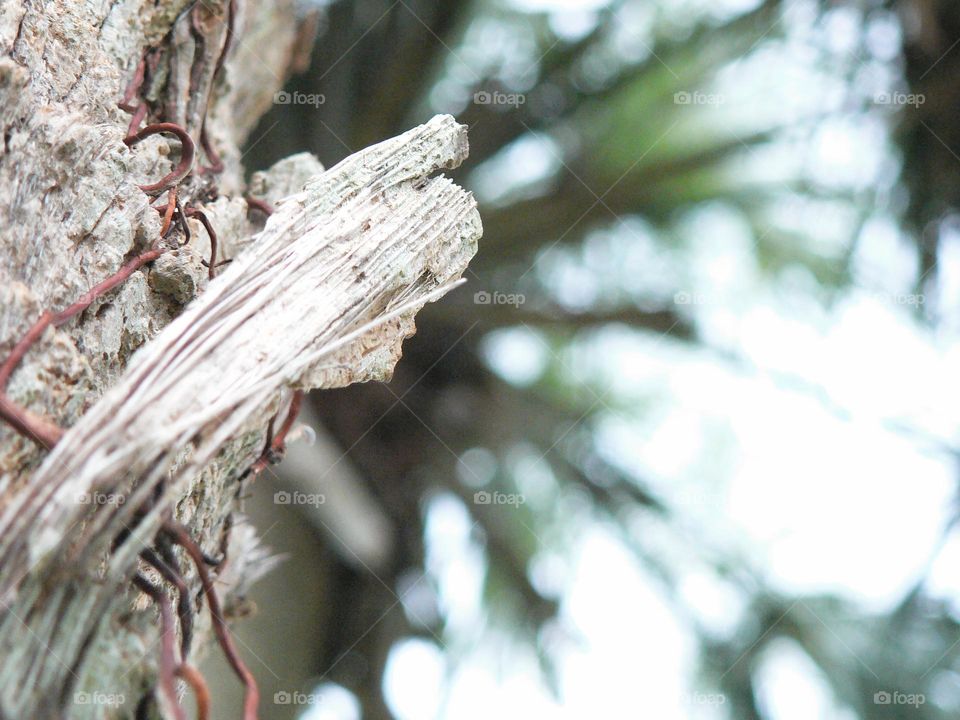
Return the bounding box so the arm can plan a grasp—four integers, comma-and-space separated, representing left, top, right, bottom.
0, 3, 480, 718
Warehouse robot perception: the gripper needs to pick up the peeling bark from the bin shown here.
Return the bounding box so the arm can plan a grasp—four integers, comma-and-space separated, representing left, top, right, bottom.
0, 2, 479, 718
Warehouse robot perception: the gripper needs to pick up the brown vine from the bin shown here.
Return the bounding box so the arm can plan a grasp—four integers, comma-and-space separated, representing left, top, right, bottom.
0, 4, 305, 717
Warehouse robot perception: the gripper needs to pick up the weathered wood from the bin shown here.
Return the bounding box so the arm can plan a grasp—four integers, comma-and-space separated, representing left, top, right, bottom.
0, 1, 480, 717
0, 112, 478, 719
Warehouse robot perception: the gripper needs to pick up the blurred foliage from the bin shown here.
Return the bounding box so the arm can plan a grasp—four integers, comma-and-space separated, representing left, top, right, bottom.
246, 0, 960, 717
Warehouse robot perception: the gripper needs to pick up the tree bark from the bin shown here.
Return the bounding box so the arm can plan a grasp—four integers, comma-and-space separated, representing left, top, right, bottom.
0, 2, 479, 718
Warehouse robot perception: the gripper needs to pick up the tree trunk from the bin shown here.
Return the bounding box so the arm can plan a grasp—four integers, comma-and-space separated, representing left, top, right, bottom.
0, 2, 479, 718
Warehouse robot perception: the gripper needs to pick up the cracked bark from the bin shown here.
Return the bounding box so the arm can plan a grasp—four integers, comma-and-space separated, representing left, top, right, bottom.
0, 2, 480, 718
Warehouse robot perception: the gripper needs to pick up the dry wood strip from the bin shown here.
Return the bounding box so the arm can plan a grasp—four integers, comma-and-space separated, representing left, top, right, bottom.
0, 114, 480, 717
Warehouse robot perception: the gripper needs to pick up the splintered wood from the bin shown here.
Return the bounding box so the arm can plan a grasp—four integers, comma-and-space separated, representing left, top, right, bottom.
0, 114, 480, 715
